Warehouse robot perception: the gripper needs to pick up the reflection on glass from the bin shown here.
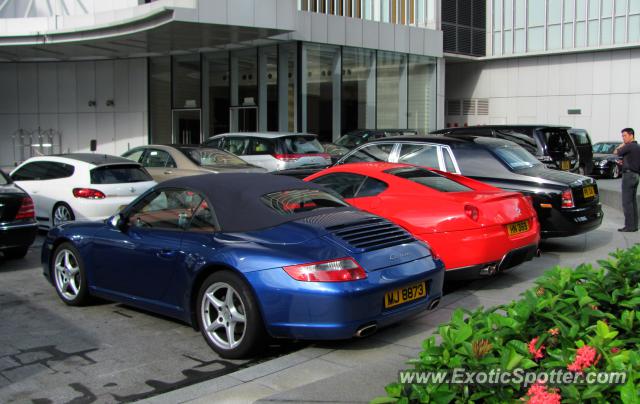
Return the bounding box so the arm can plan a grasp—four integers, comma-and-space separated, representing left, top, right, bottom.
304, 43, 340, 142
149, 56, 171, 144
342, 47, 376, 134
206, 52, 230, 136
173, 55, 201, 109
408, 55, 436, 132
377, 51, 407, 129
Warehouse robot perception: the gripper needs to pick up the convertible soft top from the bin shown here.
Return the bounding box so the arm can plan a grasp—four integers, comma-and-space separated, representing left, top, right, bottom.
158, 173, 355, 232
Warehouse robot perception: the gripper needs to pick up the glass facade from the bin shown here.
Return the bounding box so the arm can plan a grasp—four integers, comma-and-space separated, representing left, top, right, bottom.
149, 42, 437, 144
490, 0, 640, 55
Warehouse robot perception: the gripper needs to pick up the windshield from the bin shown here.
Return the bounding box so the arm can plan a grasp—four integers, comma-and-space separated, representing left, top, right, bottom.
490, 144, 543, 170
180, 147, 248, 166
335, 132, 371, 148
261, 189, 348, 215
0, 170, 8, 185
592, 143, 617, 154
282, 136, 324, 154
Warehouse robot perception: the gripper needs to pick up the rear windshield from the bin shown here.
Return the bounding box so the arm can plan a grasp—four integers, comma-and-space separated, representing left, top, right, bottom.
386, 167, 472, 192
180, 147, 248, 166
489, 144, 542, 170
282, 136, 324, 154
90, 165, 153, 184
593, 143, 617, 154
261, 189, 348, 215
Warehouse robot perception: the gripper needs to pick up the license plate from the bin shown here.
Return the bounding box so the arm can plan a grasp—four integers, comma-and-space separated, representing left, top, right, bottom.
560, 160, 570, 170
384, 281, 427, 309
507, 220, 530, 236
583, 185, 595, 198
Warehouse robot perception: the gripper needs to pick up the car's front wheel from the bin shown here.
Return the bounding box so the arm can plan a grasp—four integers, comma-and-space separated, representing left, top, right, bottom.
610, 164, 620, 179
197, 271, 266, 359
52, 203, 75, 227
52, 243, 89, 306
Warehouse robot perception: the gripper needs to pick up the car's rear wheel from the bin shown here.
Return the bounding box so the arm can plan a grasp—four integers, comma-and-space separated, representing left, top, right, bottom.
52, 243, 89, 306
610, 164, 620, 179
197, 271, 266, 359
3, 246, 29, 259
53, 203, 75, 227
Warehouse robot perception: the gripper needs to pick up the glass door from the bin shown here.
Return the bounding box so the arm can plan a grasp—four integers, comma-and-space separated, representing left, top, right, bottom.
229, 106, 258, 132
172, 109, 202, 144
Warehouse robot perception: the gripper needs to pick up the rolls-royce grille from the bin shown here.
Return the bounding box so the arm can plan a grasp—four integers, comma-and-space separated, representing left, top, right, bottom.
327, 218, 415, 252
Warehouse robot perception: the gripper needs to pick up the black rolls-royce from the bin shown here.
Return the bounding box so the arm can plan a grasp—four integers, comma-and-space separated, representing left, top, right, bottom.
0, 170, 37, 259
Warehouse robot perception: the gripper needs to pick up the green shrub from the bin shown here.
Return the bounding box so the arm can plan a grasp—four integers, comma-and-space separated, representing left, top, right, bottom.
373, 245, 640, 404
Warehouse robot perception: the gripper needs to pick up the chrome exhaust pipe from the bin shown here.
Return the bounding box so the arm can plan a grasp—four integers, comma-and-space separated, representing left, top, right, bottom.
427, 298, 441, 311
479, 264, 498, 276
355, 324, 377, 338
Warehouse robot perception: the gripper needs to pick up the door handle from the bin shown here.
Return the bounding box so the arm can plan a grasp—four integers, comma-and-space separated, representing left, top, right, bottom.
157, 249, 177, 259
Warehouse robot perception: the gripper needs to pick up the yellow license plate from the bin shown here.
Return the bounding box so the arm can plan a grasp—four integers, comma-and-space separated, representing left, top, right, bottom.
384, 281, 427, 309
560, 160, 570, 170
583, 185, 595, 198
507, 220, 530, 236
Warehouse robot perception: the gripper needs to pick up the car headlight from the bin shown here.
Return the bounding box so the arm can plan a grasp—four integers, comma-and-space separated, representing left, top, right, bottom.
597, 160, 608, 167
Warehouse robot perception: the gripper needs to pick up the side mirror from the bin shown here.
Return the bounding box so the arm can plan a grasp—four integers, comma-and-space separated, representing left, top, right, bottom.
108, 213, 127, 230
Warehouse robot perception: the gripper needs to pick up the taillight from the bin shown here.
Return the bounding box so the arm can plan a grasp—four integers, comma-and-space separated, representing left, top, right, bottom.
464, 204, 479, 221
73, 188, 106, 199
15, 197, 35, 220
283, 257, 367, 282
561, 188, 574, 208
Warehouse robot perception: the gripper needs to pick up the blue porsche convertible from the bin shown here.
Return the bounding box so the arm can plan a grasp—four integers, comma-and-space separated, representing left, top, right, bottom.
42, 173, 444, 358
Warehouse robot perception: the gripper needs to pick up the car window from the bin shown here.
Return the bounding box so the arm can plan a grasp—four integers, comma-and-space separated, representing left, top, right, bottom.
386, 167, 472, 192
261, 189, 348, 215
453, 146, 509, 174
311, 173, 367, 199
343, 144, 394, 163
129, 189, 214, 231
142, 150, 176, 168
179, 147, 248, 166
282, 136, 324, 154
397, 144, 440, 168
570, 131, 591, 145
11, 161, 74, 181
592, 143, 616, 153
443, 148, 457, 172
247, 138, 276, 155
90, 164, 153, 184
356, 177, 388, 197
541, 129, 576, 158
122, 149, 145, 163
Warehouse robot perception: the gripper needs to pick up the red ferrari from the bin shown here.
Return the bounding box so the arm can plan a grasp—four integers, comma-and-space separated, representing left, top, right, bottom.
305, 162, 540, 279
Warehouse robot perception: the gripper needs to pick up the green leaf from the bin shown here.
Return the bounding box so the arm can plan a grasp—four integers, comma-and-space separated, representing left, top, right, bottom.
369, 397, 399, 404
454, 324, 473, 344
501, 348, 524, 371
620, 379, 640, 404
385, 383, 403, 398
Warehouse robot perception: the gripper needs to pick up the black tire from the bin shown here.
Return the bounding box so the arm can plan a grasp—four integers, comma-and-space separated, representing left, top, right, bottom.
610, 164, 620, 179
196, 271, 266, 359
52, 242, 90, 306
52, 202, 75, 227
3, 246, 29, 259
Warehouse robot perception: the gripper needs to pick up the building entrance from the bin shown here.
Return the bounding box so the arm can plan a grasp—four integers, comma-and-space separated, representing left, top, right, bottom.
229, 106, 258, 132
172, 109, 202, 144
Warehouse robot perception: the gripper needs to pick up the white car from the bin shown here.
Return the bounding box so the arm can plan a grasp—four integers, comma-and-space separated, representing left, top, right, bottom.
203, 132, 332, 172
10, 154, 156, 228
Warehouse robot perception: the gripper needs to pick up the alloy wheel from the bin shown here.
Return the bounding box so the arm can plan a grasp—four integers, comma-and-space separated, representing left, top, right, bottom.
54, 249, 82, 301
201, 282, 247, 350
53, 205, 73, 226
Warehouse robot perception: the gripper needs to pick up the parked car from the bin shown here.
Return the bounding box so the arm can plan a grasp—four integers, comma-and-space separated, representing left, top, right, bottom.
323, 129, 419, 162
121, 144, 267, 182
203, 132, 331, 172
41, 173, 444, 358
568, 128, 594, 175
431, 125, 580, 173
336, 136, 603, 238
306, 162, 540, 279
591, 141, 622, 179
10, 154, 156, 228
0, 170, 37, 259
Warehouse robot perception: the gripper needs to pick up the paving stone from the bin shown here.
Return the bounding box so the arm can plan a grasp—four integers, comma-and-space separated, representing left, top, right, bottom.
255, 358, 348, 392
229, 353, 310, 382
137, 375, 243, 404
2, 363, 54, 383
188, 381, 276, 404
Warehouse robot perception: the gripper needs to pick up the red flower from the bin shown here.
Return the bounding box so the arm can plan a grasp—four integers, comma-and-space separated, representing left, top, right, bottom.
524, 382, 562, 404
528, 337, 545, 360
567, 345, 598, 373
611, 347, 621, 354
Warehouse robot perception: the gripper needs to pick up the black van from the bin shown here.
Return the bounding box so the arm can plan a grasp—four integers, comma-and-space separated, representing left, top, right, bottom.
431, 125, 580, 173
568, 128, 594, 175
